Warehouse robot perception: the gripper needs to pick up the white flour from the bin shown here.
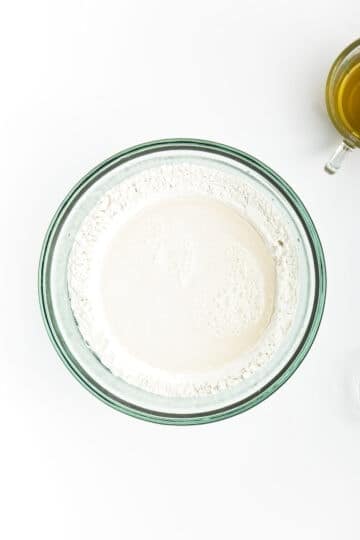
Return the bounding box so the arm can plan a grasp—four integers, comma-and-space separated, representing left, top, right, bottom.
67, 162, 298, 397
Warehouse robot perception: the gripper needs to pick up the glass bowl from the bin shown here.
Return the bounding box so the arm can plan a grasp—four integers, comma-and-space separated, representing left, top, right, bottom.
38, 139, 326, 425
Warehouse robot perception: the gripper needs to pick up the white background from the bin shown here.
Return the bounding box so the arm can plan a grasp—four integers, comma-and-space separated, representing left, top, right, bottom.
1, 1, 360, 538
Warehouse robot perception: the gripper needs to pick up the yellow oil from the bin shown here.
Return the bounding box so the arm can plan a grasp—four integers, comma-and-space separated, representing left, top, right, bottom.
335, 62, 360, 141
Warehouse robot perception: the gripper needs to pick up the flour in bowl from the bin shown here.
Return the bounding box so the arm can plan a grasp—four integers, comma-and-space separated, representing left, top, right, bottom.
67, 162, 298, 397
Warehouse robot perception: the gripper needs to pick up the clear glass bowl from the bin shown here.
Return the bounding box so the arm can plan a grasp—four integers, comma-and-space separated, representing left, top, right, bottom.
38, 139, 326, 425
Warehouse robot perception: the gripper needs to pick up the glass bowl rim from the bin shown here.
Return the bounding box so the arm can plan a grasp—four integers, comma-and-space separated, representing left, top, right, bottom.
38, 138, 327, 425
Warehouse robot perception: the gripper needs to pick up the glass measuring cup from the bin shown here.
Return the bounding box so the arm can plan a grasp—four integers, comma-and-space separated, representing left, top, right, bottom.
325, 39, 360, 174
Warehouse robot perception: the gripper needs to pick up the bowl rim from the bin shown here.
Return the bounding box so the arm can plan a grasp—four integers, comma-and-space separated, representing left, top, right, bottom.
38, 138, 327, 425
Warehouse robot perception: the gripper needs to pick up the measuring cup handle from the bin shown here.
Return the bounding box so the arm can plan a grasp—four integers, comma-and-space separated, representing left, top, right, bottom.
325, 140, 354, 174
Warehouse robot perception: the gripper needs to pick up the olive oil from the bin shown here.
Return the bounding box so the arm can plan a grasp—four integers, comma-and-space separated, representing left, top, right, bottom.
325, 40, 360, 172
335, 62, 360, 142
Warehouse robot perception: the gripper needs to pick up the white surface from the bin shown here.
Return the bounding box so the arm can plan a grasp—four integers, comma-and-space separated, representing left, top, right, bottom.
1, 1, 360, 538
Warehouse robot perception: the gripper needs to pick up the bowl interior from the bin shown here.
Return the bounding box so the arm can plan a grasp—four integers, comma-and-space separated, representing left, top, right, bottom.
39, 140, 326, 424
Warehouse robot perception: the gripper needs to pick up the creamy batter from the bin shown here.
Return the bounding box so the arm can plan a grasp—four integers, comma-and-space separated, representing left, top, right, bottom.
100, 197, 276, 374
67, 161, 297, 397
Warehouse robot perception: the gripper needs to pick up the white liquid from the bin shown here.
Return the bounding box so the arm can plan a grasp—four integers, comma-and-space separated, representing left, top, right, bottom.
99, 197, 276, 374
68, 161, 297, 397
